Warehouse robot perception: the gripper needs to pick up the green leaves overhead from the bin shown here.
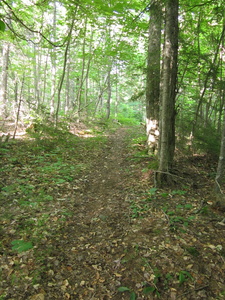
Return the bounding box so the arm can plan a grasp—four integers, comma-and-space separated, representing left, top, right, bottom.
1, 0, 224, 153
0, 20, 5, 31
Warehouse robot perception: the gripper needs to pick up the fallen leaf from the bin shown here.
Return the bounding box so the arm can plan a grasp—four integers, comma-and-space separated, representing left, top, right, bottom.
29, 294, 45, 300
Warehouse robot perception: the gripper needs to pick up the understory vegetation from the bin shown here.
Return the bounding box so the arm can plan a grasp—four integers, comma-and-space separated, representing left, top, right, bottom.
0, 120, 225, 299
1, 0, 225, 298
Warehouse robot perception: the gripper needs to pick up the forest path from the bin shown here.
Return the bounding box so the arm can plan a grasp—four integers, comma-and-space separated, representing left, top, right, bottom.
1, 125, 225, 300
78, 127, 132, 226
43, 127, 225, 300
56, 127, 142, 299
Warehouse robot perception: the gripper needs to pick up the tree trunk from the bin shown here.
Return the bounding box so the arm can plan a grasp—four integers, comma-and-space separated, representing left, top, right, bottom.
193, 25, 225, 135
146, 1, 162, 154
215, 106, 225, 194
76, 17, 88, 115
156, 0, 179, 187
0, 42, 10, 118
50, 2, 57, 117
55, 17, 75, 124
65, 56, 71, 114
33, 44, 41, 110
106, 67, 112, 120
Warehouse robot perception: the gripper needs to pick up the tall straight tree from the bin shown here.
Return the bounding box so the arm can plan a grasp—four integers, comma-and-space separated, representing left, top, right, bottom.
146, 0, 162, 154
215, 106, 225, 194
156, 0, 179, 187
0, 42, 10, 117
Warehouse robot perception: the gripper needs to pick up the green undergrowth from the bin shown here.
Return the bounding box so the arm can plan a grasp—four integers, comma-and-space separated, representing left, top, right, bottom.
0, 128, 110, 294
0, 131, 107, 256
129, 188, 198, 232
0, 124, 145, 297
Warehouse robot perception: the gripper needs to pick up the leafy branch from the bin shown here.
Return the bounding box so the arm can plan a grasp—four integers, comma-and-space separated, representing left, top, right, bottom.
2, 0, 66, 47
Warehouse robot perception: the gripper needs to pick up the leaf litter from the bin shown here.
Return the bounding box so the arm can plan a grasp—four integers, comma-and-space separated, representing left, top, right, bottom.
0, 125, 225, 299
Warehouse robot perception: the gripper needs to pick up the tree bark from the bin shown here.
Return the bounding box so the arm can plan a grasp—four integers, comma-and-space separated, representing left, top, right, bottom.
0, 42, 10, 117
146, 1, 162, 154
156, 0, 179, 187
55, 17, 75, 124
215, 106, 225, 194
50, 2, 57, 117
106, 66, 112, 119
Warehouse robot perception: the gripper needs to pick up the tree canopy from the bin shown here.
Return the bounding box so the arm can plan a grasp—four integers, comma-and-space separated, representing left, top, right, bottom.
0, 0, 224, 159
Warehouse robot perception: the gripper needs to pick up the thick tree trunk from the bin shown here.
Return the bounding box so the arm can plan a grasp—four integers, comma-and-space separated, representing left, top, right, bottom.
156, 0, 179, 187
215, 107, 225, 194
146, 1, 162, 154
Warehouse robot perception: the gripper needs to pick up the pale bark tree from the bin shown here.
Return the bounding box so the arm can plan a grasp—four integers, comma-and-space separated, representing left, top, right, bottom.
106, 65, 112, 119
50, 2, 57, 116
65, 55, 71, 113
76, 20, 94, 117
156, 0, 179, 187
94, 72, 109, 116
0, 43, 10, 117
33, 44, 41, 110
146, 0, 162, 154
76, 17, 88, 115
55, 17, 76, 124
13, 73, 25, 139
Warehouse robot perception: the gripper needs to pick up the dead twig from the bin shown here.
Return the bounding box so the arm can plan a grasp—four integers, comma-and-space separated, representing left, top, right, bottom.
178, 285, 209, 298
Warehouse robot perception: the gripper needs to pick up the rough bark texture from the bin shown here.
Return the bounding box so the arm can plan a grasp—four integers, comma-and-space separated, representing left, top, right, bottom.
215, 107, 225, 194
156, 0, 179, 187
146, 1, 161, 154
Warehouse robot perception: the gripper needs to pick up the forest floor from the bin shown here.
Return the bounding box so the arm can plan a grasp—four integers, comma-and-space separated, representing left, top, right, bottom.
0, 123, 225, 300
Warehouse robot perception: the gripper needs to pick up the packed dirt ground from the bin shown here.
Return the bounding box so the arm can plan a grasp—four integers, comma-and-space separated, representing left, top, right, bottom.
0, 123, 225, 299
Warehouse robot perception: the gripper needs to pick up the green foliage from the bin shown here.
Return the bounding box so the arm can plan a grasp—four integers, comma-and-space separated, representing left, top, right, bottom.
115, 102, 144, 125
178, 270, 193, 285
130, 200, 147, 218
199, 205, 209, 215
118, 286, 130, 292
149, 187, 157, 195
143, 286, 157, 295
172, 190, 187, 196
0, 20, 5, 32
186, 246, 200, 257
118, 286, 137, 300
194, 122, 220, 156
170, 214, 194, 231
162, 199, 195, 232
117, 115, 139, 125
11, 240, 33, 253
26, 118, 72, 142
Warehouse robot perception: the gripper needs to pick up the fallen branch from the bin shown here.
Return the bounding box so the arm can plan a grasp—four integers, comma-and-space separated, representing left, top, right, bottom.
178, 285, 209, 298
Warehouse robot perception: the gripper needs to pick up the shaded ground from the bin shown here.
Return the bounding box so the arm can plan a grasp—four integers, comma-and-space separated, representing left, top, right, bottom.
1, 125, 225, 299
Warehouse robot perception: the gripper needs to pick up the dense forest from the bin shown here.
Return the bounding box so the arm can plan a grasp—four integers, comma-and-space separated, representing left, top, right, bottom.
1, 0, 225, 299
1, 0, 225, 187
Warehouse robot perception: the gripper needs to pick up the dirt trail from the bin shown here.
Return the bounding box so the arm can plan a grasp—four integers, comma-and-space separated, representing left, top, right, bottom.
46, 128, 139, 299
2, 126, 225, 300
79, 128, 131, 222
